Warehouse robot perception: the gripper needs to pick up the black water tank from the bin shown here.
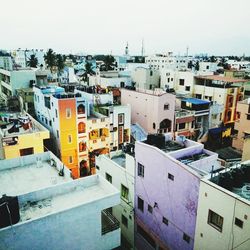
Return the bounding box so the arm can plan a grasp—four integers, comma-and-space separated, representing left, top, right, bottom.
0, 195, 20, 228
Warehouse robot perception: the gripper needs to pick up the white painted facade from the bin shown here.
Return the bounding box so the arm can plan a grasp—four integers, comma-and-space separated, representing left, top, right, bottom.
199, 62, 218, 73
96, 151, 135, 249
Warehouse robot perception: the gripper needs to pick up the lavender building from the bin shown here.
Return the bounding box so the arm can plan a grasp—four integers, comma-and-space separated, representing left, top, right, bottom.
135, 134, 220, 250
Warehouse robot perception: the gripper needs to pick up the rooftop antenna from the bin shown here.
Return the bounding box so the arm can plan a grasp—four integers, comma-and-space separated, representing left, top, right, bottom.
186, 46, 189, 57
125, 42, 129, 56
141, 39, 145, 57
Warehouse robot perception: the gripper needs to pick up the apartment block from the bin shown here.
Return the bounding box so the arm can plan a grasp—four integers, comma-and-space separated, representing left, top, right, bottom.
121, 88, 175, 134
194, 162, 250, 250
96, 147, 135, 249
0, 112, 49, 160
0, 153, 121, 250
134, 134, 220, 250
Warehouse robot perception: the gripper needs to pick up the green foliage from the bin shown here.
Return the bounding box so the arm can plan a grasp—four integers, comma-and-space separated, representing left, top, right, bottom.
56, 54, 65, 72
44, 48, 56, 71
195, 61, 200, 71
27, 54, 38, 68
102, 55, 115, 71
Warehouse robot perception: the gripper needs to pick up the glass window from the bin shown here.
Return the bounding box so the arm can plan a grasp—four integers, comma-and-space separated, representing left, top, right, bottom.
168, 173, 174, 181
138, 162, 144, 177
138, 197, 144, 212
208, 210, 223, 232
235, 218, 243, 228
106, 173, 112, 183
162, 217, 168, 225
121, 184, 129, 201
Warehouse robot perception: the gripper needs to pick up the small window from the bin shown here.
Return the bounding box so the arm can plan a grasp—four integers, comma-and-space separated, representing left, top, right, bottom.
179, 123, 186, 130
183, 233, 190, 243
122, 214, 128, 228
56, 130, 59, 138
162, 217, 168, 225
96, 165, 100, 170
164, 103, 169, 110
55, 109, 58, 118
118, 113, 124, 124
168, 173, 174, 181
153, 123, 156, 129
68, 135, 72, 143
148, 205, 153, 214
208, 210, 223, 232
185, 86, 190, 91
121, 184, 129, 201
138, 163, 144, 177
69, 156, 73, 164
138, 197, 144, 212
235, 218, 243, 228
179, 79, 185, 86
106, 173, 112, 183
66, 108, 71, 118
49, 120, 52, 126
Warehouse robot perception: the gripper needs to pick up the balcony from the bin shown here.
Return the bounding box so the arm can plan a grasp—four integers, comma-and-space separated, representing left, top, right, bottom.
89, 137, 109, 151
101, 209, 120, 235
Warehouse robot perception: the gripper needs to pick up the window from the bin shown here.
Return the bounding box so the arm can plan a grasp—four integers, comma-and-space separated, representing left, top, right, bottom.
138, 197, 144, 212
208, 210, 223, 232
168, 173, 174, 181
164, 103, 169, 110
235, 218, 243, 228
138, 163, 144, 177
122, 214, 128, 228
162, 217, 168, 225
56, 130, 59, 138
68, 135, 72, 143
185, 86, 190, 91
121, 184, 129, 201
137, 225, 156, 248
69, 156, 73, 164
55, 109, 58, 118
49, 120, 52, 126
196, 94, 202, 99
179, 123, 186, 130
96, 165, 100, 170
183, 233, 190, 243
66, 108, 71, 118
153, 123, 156, 129
179, 79, 185, 86
106, 173, 112, 183
118, 113, 124, 124
148, 205, 153, 214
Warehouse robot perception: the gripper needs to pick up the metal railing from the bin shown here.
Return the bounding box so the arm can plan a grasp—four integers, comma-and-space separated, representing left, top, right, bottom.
101, 209, 120, 235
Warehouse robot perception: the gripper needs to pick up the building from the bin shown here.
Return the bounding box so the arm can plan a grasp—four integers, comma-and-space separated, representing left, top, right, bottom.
96, 148, 135, 249
16, 88, 35, 114
199, 62, 218, 73
131, 67, 160, 90
135, 134, 220, 250
34, 85, 131, 179
233, 98, 250, 157
0, 153, 121, 250
0, 68, 36, 99
0, 112, 49, 160
194, 162, 250, 250
121, 88, 175, 134
194, 75, 246, 128
0, 51, 13, 71
145, 52, 188, 71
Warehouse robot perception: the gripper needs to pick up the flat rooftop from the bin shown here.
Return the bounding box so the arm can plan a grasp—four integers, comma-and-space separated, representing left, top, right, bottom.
196, 75, 248, 83
111, 154, 126, 168
210, 162, 250, 201
183, 98, 210, 105
14, 175, 119, 225
0, 152, 72, 197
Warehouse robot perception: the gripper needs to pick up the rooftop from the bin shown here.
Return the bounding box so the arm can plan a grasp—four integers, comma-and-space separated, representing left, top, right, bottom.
209, 161, 250, 201
111, 153, 126, 168
216, 147, 242, 161
196, 75, 248, 83
0, 152, 72, 197
182, 98, 210, 105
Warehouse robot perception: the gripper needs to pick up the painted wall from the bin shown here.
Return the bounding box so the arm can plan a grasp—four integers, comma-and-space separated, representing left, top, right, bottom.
135, 141, 201, 250
194, 179, 250, 250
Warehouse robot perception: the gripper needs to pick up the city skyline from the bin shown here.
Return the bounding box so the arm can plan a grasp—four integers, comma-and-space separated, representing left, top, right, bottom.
1, 0, 250, 56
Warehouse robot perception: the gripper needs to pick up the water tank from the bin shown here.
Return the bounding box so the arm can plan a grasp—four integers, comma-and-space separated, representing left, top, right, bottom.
0, 195, 20, 228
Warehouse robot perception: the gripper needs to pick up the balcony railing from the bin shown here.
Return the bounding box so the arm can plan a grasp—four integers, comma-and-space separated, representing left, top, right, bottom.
101, 209, 120, 235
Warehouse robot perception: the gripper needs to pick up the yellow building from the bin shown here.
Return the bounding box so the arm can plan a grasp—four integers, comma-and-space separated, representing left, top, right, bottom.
0, 112, 49, 159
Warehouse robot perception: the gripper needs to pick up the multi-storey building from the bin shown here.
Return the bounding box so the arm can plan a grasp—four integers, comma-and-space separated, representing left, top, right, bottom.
121, 88, 175, 134
194, 162, 250, 250
0, 112, 49, 160
34, 85, 131, 179
0, 152, 121, 250
233, 98, 250, 157
134, 134, 220, 250
96, 148, 135, 249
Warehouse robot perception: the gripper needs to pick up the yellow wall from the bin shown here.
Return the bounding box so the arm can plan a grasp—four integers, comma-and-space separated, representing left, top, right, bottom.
4, 130, 49, 159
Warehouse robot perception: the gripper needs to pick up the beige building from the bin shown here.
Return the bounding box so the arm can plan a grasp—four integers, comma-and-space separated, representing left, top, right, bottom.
233, 98, 250, 152
194, 162, 250, 250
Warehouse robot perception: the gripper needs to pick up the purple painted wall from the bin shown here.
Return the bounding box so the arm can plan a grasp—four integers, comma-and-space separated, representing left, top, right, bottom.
135, 141, 201, 250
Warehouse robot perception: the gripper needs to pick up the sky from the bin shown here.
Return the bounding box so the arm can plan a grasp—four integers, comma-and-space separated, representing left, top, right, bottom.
1, 0, 250, 56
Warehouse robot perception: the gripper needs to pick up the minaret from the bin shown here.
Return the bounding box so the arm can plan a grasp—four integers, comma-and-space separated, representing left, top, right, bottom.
141, 39, 145, 57
125, 42, 129, 56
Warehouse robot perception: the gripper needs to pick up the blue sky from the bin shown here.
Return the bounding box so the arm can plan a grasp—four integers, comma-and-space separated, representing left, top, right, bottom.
1, 0, 250, 56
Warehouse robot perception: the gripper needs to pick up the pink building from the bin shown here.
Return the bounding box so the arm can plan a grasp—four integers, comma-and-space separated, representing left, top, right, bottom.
121, 88, 175, 134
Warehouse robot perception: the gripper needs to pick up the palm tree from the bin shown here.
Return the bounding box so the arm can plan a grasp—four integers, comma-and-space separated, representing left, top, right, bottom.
44, 49, 56, 72
56, 54, 65, 73
27, 55, 38, 68
82, 62, 95, 83
102, 55, 115, 71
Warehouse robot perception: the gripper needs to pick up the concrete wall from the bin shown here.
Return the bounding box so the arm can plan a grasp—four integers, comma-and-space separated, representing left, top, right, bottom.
135, 141, 201, 250
194, 180, 250, 250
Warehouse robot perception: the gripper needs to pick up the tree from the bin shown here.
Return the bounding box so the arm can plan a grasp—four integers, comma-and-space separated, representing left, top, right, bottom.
188, 61, 193, 69
102, 55, 115, 71
27, 54, 38, 68
195, 61, 200, 71
44, 48, 56, 71
56, 54, 65, 73
82, 62, 95, 83
209, 55, 216, 63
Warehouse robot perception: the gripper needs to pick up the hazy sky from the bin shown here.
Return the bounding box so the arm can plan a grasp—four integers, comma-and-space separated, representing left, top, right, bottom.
1, 0, 250, 56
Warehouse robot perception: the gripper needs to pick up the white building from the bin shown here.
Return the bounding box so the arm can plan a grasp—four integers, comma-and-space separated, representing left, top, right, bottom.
194, 162, 250, 250
227, 60, 250, 72
96, 149, 135, 249
146, 52, 188, 71
0, 152, 121, 250
199, 62, 218, 73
